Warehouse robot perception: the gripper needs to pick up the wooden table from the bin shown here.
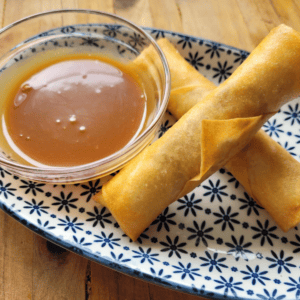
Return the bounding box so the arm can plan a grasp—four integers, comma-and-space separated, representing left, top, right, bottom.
1, 0, 300, 299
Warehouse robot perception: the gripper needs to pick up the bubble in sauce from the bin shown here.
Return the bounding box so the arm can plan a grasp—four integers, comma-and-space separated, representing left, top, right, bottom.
69, 115, 76, 123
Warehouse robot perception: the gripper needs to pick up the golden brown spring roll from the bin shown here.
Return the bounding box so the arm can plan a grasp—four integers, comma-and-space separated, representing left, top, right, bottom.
95, 25, 300, 241
157, 38, 300, 232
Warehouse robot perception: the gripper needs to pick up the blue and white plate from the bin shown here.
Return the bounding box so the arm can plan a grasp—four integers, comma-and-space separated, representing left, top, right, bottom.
1, 25, 300, 300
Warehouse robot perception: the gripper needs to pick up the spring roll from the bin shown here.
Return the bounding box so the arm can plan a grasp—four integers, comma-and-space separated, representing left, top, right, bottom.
95, 25, 300, 241
156, 38, 300, 232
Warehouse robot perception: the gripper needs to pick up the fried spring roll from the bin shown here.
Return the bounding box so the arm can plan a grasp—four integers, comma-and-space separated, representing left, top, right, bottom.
157, 38, 300, 232
95, 25, 300, 240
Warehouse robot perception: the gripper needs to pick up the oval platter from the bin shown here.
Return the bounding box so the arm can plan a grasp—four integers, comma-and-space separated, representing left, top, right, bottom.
1, 25, 300, 300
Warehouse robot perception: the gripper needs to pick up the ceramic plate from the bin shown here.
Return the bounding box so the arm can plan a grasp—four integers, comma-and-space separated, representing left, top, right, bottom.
1, 25, 300, 300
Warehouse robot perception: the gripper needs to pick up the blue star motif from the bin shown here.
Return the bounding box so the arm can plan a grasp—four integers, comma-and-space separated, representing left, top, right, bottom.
295, 130, 300, 144
86, 206, 112, 228
205, 42, 225, 58
213, 206, 240, 231
94, 232, 121, 249
160, 235, 187, 258
172, 262, 201, 281
52, 191, 78, 213
263, 119, 284, 137
225, 235, 253, 261
251, 220, 279, 246
103, 25, 122, 37
214, 276, 243, 298
158, 120, 172, 138
80, 37, 99, 47
284, 103, 300, 125
187, 220, 214, 247
241, 265, 270, 286
266, 250, 296, 274
290, 234, 300, 253
177, 35, 196, 49
0, 180, 16, 199
203, 179, 228, 202
212, 61, 233, 83
151, 29, 165, 39
23, 199, 49, 216
177, 193, 202, 216
285, 276, 300, 299
37, 219, 55, 230
226, 171, 240, 188
238, 192, 264, 216
233, 50, 249, 64
185, 52, 204, 70
72, 236, 92, 246
19, 180, 45, 196
80, 179, 102, 202
199, 251, 228, 273
110, 251, 131, 263
128, 32, 146, 49
58, 216, 84, 233
151, 207, 176, 232
278, 141, 297, 156
150, 268, 172, 279
0, 167, 11, 178
132, 247, 160, 265
256, 289, 286, 300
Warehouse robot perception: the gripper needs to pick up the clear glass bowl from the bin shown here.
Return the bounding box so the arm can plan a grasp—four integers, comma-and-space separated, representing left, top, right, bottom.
0, 9, 170, 183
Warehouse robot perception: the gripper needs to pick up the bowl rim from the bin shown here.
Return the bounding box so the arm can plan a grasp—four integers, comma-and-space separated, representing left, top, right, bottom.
0, 8, 171, 175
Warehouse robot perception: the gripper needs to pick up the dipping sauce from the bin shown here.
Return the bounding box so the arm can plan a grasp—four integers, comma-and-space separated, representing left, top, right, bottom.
3, 57, 146, 167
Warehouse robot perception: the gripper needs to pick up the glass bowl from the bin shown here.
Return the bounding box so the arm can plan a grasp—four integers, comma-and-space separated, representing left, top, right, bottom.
0, 9, 170, 183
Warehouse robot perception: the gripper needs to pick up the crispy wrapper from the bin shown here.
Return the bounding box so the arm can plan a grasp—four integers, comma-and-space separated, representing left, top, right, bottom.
155, 39, 300, 232
95, 25, 300, 240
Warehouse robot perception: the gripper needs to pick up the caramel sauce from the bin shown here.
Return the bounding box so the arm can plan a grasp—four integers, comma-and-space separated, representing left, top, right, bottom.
2, 56, 146, 167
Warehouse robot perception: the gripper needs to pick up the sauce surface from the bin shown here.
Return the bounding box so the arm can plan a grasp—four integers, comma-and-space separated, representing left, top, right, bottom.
4, 59, 146, 167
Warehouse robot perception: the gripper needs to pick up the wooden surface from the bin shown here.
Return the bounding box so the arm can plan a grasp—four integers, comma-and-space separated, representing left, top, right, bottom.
1, 0, 300, 299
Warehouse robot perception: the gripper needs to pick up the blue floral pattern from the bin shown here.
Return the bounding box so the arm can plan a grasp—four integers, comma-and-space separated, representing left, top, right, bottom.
172, 262, 201, 280
225, 235, 253, 261
251, 220, 279, 246
263, 119, 284, 138
0, 25, 300, 300
284, 104, 300, 125
132, 247, 160, 265
177, 193, 202, 216
240, 265, 270, 286
266, 250, 296, 274
214, 276, 243, 298
203, 179, 228, 202
199, 251, 228, 273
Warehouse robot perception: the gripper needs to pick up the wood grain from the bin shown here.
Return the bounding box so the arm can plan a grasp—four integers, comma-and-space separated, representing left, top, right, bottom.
1, 212, 34, 300
1, 0, 300, 299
